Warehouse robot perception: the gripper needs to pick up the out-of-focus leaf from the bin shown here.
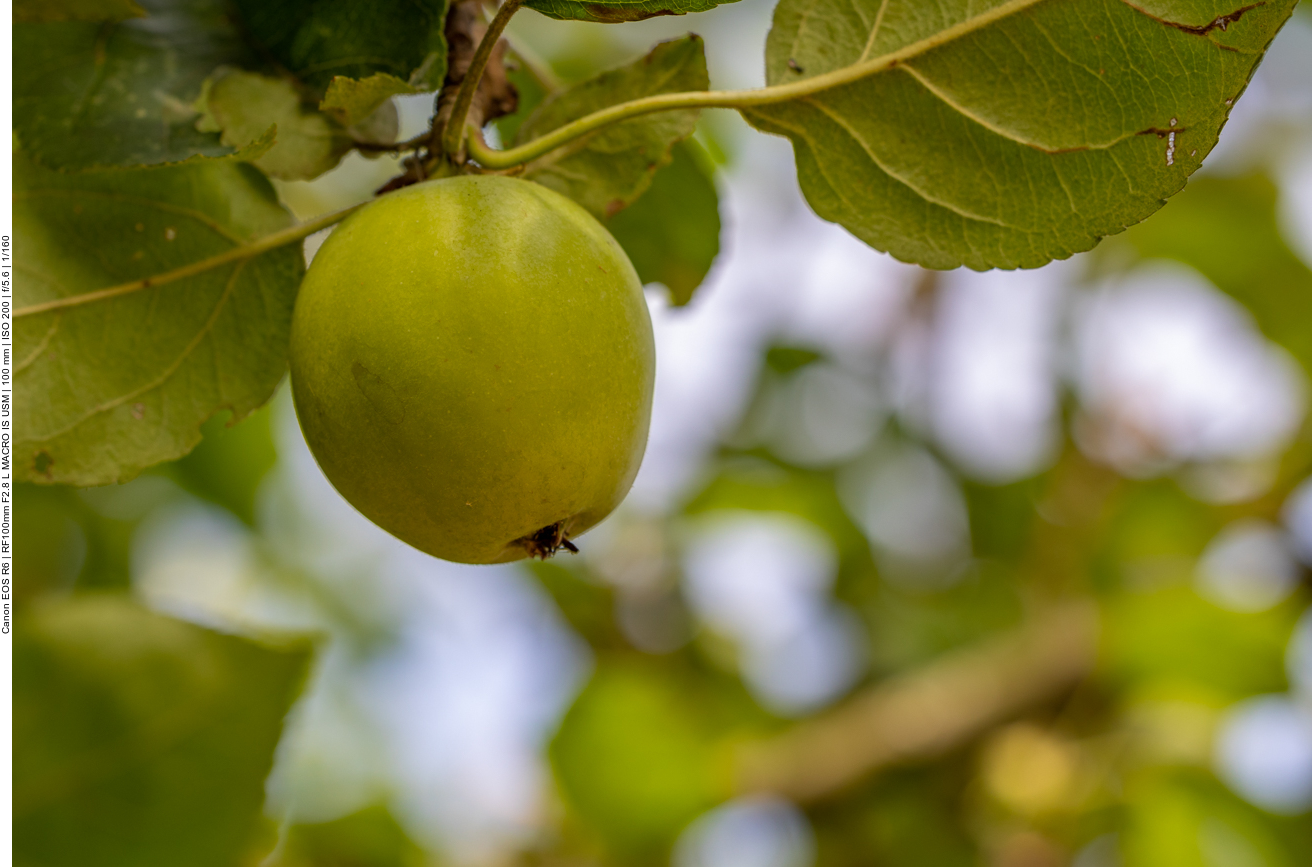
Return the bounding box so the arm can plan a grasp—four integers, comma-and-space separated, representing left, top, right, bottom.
196, 69, 352, 180
606, 139, 720, 306
1097, 482, 1220, 591
281, 805, 427, 867
526, 0, 738, 23
862, 563, 1026, 674
517, 36, 708, 219
14, 0, 144, 22
1111, 172, 1312, 375
166, 403, 278, 527
686, 460, 869, 562
14, 486, 87, 601
13, 0, 257, 169
1102, 586, 1300, 701
15, 477, 181, 598
1122, 771, 1297, 867
527, 560, 624, 649
320, 73, 418, 128
764, 345, 822, 376
961, 478, 1041, 565
14, 595, 310, 867
229, 0, 448, 92
744, 0, 1300, 270
550, 657, 727, 854
810, 766, 978, 867
15, 152, 303, 485
494, 55, 549, 144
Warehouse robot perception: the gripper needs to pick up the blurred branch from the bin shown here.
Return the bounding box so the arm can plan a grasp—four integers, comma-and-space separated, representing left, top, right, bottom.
734, 599, 1100, 803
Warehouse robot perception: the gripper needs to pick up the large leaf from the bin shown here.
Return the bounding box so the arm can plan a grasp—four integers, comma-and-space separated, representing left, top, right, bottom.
1109, 172, 1312, 375
517, 36, 708, 220
13, 0, 259, 169
229, 0, 449, 93
744, 0, 1300, 270
606, 139, 721, 306
526, 0, 738, 23
14, 595, 310, 867
14, 151, 304, 486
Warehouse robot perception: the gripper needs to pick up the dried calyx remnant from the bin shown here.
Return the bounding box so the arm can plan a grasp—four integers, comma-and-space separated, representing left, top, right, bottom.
518, 521, 579, 559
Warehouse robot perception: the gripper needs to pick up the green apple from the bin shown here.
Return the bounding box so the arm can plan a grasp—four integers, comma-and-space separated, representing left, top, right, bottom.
290, 175, 655, 564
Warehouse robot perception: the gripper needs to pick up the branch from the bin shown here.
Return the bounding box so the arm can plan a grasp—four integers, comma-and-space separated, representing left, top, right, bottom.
467, 0, 1045, 170
15, 203, 364, 319
438, 0, 523, 161
734, 599, 1100, 803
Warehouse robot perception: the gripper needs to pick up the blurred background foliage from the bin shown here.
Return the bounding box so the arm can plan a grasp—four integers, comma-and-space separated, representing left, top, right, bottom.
16, 2, 1312, 866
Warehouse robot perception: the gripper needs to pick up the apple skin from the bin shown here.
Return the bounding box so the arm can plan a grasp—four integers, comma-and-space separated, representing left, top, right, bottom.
290, 175, 655, 564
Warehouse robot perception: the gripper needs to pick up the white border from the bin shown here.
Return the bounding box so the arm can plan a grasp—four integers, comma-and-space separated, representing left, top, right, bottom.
2, 0, 15, 856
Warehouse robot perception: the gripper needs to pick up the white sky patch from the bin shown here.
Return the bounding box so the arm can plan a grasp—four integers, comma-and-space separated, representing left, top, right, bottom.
839, 442, 972, 586
930, 264, 1067, 482
1287, 608, 1312, 700
682, 512, 863, 715
674, 796, 815, 867
1215, 694, 1312, 815
1073, 263, 1305, 476
1195, 519, 1301, 613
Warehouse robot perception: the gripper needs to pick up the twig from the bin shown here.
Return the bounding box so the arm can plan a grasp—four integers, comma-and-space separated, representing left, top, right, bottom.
734, 599, 1100, 803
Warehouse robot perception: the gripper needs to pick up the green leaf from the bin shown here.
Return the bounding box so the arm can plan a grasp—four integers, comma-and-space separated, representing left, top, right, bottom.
14, 151, 304, 486
229, 0, 449, 93
13, 0, 259, 169
1109, 172, 1312, 375
14, 0, 144, 22
550, 658, 726, 852
166, 403, 279, 527
606, 139, 721, 306
525, 0, 738, 22
517, 36, 709, 220
1122, 771, 1298, 867
281, 806, 426, 867
320, 72, 419, 128
1102, 585, 1298, 701
196, 69, 353, 181
14, 594, 310, 867
744, 0, 1300, 270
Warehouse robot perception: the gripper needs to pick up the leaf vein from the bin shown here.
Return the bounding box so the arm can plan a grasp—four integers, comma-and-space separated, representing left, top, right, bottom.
800, 98, 1033, 232
31, 261, 248, 443
14, 189, 246, 244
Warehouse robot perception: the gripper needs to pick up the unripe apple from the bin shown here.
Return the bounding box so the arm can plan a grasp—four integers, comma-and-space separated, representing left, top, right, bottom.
290, 175, 655, 564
